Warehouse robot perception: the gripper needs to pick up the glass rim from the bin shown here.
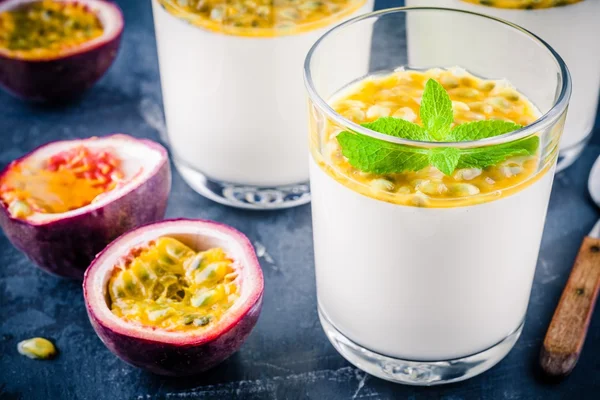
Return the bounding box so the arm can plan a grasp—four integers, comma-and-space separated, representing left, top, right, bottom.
303, 6, 572, 149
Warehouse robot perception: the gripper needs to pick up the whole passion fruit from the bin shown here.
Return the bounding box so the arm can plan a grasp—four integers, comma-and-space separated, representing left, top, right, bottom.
0, 134, 171, 279
0, 0, 123, 102
83, 219, 264, 376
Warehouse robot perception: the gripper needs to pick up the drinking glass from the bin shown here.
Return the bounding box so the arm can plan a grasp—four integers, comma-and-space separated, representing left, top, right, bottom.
151, 0, 374, 209
305, 7, 571, 385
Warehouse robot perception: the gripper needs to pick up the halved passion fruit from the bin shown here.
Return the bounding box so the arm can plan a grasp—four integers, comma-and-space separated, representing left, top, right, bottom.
0, 0, 123, 101
83, 219, 264, 376
0, 134, 171, 279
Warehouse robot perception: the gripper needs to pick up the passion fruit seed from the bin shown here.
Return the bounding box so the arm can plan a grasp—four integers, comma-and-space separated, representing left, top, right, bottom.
370, 178, 394, 192
183, 313, 214, 326
193, 261, 231, 284
166, 241, 192, 260
191, 285, 226, 307
392, 107, 417, 122
108, 237, 239, 331
0, 0, 104, 58
148, 308, 174, 322
454, 168, 482, 181
193, 315, 213, 327
17, 337, 57, 360
185, 253, 205, 272
7, 200, 32, 218
449, 183, 481, 197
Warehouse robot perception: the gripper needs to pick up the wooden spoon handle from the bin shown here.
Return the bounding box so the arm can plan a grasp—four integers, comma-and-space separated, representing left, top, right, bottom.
540, 236, 600, 377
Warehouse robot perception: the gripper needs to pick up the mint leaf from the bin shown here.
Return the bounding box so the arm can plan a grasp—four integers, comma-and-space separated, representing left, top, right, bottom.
456, 136, 539, 169
362, 117, 428, 141
337, 131, 429, 174
429, 147, 460, 176
450, 120, 522, 141
420, 79, 453, 140
335, 76, 536, 177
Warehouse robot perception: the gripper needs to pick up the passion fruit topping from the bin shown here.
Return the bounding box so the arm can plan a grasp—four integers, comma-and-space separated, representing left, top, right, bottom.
17, 337, 57, 360
0, 134, 171, 279
159, 0, 366, 36
108, 237, 240, 332
0, 0, 123, 102
1, 145, 125, 218
0, 0, 104, 60
84, 219, 264, 376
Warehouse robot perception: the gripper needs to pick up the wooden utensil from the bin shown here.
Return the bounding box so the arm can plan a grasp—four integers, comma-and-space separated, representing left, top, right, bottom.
540, 222, 600, 377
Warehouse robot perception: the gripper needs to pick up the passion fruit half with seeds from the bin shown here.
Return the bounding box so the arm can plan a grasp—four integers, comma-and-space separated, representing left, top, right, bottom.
0, 134, 171, 278
83, 219, 264, 376
0, 0, 123, 102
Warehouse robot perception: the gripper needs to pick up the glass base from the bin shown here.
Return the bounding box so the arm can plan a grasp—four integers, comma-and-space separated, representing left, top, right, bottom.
556, 131, 592, 172
174, 161, 311, 210
319, 308, 523, 386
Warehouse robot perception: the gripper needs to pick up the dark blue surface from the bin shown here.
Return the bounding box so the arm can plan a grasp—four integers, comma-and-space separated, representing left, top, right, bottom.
1, 1, 600, 399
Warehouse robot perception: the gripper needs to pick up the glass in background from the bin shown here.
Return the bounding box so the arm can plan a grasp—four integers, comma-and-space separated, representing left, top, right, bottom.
151, 0, 374, 209
405, 0, 600, 170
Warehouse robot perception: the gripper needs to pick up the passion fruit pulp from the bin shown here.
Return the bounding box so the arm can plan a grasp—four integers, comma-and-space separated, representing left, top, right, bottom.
0, 0, 123, 102
84, 219, 264, 376
0, 134, 171, 279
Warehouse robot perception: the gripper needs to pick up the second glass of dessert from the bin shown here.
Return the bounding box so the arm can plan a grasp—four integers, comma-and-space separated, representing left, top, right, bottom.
305, 7, 571, 385
151, 0, 374, 209
406, 0, 600, 171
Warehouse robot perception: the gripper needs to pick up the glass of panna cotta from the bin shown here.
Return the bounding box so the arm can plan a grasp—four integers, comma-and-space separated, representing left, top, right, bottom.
405, 0, 600, 171
151, 0, 374, 209
304, 8, 571, 385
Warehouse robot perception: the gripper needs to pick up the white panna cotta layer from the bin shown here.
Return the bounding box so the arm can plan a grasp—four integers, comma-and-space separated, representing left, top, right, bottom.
152, 0, 374, 187
311, 158, 555, 361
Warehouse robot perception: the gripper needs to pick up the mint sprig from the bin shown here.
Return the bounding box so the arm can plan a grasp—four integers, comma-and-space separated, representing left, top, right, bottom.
336, 79, 538, 175
420, 79, 454, 140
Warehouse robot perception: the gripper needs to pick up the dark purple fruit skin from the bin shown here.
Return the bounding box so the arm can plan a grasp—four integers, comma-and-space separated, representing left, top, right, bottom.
0, 147, 171, 279
0, 1, 123, 102
87, 295, 263, 376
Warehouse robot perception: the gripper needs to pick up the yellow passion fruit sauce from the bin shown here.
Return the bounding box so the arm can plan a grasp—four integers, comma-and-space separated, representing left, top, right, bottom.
462, 0, 583, 9
158, 0, 367, 36
0, 146, 124, 219
314, 68, 545, 208
17, 337, 57, 359
108, 237, 240, 331
0, 0, 104, 59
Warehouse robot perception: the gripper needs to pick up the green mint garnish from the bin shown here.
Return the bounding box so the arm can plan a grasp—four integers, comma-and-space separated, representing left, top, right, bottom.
336, 79, 538, 176
420, 79, 454, 141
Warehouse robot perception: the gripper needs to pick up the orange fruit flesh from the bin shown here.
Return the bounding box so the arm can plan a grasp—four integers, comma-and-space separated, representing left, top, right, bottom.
108, 237, 240, 332
0, 0, 104, 59
0, 146, 124, 218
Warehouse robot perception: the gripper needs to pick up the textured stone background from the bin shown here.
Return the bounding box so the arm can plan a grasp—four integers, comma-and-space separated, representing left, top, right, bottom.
1, 0, 599, 399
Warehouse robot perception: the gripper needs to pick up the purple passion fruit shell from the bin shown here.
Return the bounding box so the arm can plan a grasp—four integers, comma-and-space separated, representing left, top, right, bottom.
83, 219, 264, 376
0, 0, 123, 102
0, 134, 171, 279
